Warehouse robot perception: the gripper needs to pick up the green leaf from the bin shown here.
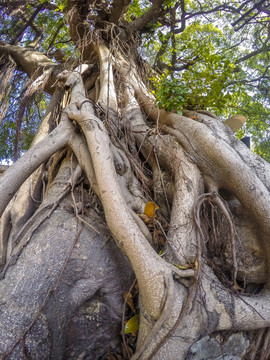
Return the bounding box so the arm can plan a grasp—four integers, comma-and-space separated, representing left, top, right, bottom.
124, 314, 139, 334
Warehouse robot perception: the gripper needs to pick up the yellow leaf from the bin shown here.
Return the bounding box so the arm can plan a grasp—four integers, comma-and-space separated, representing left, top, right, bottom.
194, 259, 199, 271
174, 263, 190, 270
144, 201, 159, 218
124, 314, 139, 334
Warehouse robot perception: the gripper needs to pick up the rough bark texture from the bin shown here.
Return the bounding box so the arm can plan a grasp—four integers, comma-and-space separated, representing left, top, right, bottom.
1, 2, 270, 360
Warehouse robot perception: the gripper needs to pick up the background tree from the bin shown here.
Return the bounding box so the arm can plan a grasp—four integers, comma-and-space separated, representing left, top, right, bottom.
1, 0, 270, 359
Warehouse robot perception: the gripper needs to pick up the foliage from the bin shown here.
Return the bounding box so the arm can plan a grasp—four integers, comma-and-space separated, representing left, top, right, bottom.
150, 71, 188, 114
175, 22, 236, 112
126, 0, 151, 21
0, 1, 70, 162
145, 15, 270, 159
254, 138, 270, 162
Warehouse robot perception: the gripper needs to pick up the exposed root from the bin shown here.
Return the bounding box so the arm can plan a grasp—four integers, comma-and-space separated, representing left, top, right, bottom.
194, 192, 238, 288
247, 328, 270, 360
70, 160, 100, 234
2, 32, 270, 360
0, 113, 74, 217
131, 274, 175, 360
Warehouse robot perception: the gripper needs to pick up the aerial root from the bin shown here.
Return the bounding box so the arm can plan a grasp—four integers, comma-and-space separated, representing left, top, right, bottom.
194, 192, 238, 287
248, 328, 270, 360
131, 274, 175, 360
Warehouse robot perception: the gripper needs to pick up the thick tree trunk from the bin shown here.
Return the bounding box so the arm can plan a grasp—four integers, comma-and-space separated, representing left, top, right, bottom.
1, 31, 270, 360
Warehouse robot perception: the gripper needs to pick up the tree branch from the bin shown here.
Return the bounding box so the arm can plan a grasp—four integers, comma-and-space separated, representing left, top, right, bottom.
175, 0, 186, 34
0, 43, 60, 93
185, 4, 239, 21
46, 22, 65, 52
10, 2, 45, 45
109, 0, 131, 24
170, 6, 177, 69
235, 47, 269, 64
0, 115, 74, 217
0, 1, 36, 6
232, 0, 267, 28
154, 32, 170, 72
128, 0, 166, 32
228, 66, 270, 86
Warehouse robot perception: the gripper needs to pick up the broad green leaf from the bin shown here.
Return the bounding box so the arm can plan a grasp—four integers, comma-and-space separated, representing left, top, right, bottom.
124, 314, 139, 334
